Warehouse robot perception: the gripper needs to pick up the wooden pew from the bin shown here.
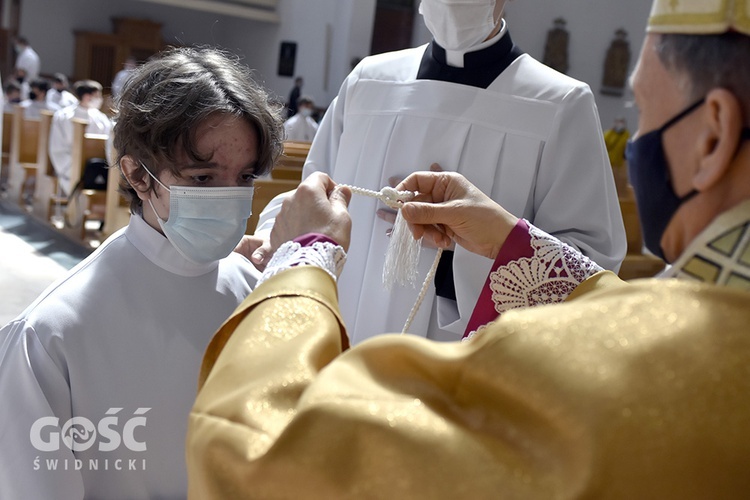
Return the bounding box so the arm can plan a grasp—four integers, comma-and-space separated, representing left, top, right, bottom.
60, 119, 108, 241
271, 165, 303, 181
7, 105, 41, 205
247, 179, 299, 235
102, 138, 130, 238
32, 110, 57, 221
244, 141, 310, 233
268, 140, 310, 181
0, 110, 13, 190
277, 140, 310, 169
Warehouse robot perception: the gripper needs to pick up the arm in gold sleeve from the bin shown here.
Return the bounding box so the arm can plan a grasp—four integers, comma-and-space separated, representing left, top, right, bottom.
188, 266, 348, 498
188, 266, 750, 498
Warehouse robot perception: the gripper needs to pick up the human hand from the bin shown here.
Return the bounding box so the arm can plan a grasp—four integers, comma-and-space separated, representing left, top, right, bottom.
234, 235, 272, 272
270, 172, 353, 252
396, 172, 518, 260
376, 163, 448, 249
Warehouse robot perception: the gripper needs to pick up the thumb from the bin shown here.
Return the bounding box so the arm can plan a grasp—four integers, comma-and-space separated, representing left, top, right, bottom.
330, 185, 352, 209
251, 244, 270, 265
402, 201, 454, 226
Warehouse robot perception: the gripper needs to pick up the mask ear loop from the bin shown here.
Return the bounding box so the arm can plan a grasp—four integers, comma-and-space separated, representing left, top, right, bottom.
139, 161, 171, 221
139, 161, 171, 192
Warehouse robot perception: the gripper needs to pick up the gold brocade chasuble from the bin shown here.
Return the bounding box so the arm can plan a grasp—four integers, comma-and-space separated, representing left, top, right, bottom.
187, 202, 750, 499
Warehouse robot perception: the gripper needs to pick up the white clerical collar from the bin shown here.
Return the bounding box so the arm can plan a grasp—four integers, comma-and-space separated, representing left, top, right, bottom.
125, 213, 220, 277
444, 18, 508, 68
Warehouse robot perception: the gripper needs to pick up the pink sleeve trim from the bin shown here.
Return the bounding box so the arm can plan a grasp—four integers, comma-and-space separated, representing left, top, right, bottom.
463, 219, 532, 338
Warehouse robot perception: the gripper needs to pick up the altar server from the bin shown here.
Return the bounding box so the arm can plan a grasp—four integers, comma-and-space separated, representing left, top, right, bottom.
252, 0, 626, 344
0, 47, 283, 499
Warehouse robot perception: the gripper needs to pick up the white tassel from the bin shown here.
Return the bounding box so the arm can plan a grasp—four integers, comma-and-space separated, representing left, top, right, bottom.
383, 208, 423, 289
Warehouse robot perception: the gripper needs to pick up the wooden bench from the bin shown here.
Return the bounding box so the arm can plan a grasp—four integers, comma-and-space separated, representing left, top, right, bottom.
101, 138, 130, 238
269, 141, 310, 180
0, 110, 13, 190
7, 106, 41, 205
59, 119, 108, 241
31, 110, 58, 221
247, 179, 299, 235
277, 140, 311, 169
271, 165, 303, 181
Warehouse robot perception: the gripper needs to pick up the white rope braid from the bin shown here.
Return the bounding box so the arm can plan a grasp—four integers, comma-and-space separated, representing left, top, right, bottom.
339, 184, 444, 334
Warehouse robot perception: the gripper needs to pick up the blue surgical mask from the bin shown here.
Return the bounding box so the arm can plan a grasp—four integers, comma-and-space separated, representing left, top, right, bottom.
627, 98, 750, 262
140, 162, 254, 264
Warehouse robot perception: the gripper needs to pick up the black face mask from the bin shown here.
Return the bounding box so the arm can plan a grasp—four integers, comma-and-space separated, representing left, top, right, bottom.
627, 98, 750, 262
29, 91, 37, 101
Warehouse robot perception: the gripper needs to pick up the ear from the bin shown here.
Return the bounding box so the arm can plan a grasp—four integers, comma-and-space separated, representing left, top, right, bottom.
119, 155, 152, 201
694, 88, 744, 190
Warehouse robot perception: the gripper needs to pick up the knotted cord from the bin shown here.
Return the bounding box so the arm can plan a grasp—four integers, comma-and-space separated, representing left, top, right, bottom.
339, 184, 444, 334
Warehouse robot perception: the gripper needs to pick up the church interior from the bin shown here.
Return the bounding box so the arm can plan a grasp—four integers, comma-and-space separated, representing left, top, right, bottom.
4, 0, 750, 496
0, 0, 661, 323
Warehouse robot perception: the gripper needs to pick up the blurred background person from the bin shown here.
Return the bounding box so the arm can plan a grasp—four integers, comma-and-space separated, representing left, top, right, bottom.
49, 80, 112, 195
111, 55, 137, 101
284, 95, 318, 142
20, 78, 51, 119
46, 73, 78, 111
604, 116, 630, 169
287, 75, 303, 118
3, 81, 21, 105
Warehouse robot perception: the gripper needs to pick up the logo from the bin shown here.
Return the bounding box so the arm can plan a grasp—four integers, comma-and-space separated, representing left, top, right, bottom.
30, 408, 150, 453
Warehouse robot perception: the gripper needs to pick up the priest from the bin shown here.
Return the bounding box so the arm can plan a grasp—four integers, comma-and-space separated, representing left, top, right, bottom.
250, 0, 626, 344
188, 0, 750, 496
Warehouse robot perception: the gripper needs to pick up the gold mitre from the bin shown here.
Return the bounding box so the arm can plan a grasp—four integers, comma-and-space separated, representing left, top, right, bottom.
648, 0, 750, 35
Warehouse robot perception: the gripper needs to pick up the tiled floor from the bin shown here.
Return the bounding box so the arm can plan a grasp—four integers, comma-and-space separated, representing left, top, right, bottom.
0, 200, 91, 326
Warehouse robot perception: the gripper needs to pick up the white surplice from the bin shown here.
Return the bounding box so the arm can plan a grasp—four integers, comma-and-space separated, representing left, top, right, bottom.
284, 113, 319, 142
0, 214, 259, 499
257, 39, 625, 345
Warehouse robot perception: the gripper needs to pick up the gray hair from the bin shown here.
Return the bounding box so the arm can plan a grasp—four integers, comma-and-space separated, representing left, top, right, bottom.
656, 32, 750, 116
113, 46, 284, 212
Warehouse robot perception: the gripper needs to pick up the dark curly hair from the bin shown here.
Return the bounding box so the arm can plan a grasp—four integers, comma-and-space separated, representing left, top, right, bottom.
113, 46, 284, 213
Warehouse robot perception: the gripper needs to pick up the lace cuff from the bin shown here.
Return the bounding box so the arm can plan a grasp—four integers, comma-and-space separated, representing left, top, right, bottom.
258, 241, 347, 286
463, 220, 602, 339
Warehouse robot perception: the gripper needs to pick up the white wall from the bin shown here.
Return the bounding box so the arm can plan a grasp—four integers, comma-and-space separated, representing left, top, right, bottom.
502, 0, 652, 130
219, 0, 377, 105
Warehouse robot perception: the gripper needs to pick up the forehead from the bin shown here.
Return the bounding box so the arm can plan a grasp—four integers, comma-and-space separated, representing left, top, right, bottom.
631, 35, 689, 109
180, 113, 258, 165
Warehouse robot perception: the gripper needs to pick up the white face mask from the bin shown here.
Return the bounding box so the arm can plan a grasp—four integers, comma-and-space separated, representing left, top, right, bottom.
299, 107, 313, 118
141, 163, 254, 264
89, 96, 103, 110
419, 0, 498, 51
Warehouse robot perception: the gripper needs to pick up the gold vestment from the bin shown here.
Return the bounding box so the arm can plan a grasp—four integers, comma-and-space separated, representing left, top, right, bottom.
187, 261, 750, 498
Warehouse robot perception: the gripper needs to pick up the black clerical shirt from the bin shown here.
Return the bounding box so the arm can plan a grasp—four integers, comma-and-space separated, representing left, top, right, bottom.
416, 32, 523, 301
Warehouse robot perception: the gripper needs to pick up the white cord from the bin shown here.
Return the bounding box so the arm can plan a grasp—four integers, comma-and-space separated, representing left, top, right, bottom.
340, 184, 416, 208
341, 184, 441, 334
402, 248, 443, 334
